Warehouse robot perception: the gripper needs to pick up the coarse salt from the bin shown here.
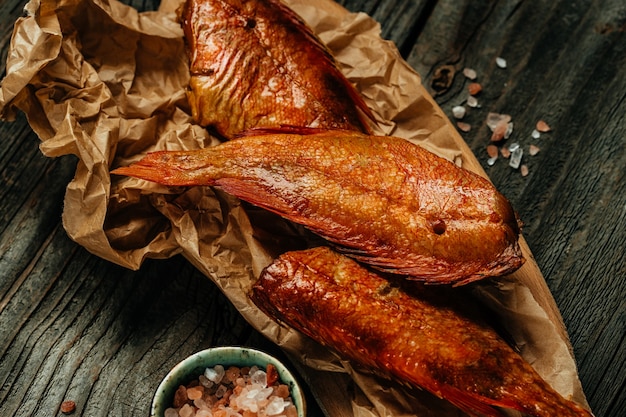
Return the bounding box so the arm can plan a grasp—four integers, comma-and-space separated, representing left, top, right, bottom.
165, 364, 298, 417
468, 82, 482, 95
466, 96, 479, 108
496, 57, 507, 68
509, 145, 523, 169
486, 113, 511, 131
456, 121, 471, 132
452, 105, 466, 119
521, 165, 529, 176
529, 144, 540, 156
463, 67, 477, 80
536, 120, 551, 132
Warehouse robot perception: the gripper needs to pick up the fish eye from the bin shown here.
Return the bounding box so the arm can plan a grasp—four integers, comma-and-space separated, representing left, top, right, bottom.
432, 219, 446, 235
245, 18, 257, 29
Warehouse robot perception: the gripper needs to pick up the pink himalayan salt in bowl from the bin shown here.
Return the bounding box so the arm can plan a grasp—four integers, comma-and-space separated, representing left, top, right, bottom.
150, 346, 306, 417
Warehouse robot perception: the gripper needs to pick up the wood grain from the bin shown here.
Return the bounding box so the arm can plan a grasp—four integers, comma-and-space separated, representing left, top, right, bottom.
0, 0, 624, 416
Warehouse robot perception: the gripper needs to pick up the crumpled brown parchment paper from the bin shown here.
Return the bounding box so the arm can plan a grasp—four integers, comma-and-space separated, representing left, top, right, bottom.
0, 0, 590, 415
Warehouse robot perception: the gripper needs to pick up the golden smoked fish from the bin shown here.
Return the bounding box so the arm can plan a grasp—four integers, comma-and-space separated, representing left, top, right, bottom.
250, 246, 593, 417
180, 0, 374, 138
112, 129, 523, 284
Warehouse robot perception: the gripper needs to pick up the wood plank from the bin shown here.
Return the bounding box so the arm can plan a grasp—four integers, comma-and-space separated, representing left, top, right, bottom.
0, 0, 623, 416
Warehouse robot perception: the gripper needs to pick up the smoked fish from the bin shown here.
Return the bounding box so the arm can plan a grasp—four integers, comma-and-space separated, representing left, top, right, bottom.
112, 129, 523, 284
180, 0, 374, 138
250, 246, 593, 417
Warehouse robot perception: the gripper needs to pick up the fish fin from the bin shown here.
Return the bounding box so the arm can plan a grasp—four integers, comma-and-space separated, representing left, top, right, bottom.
111, 151, 209, 187
233, 125, 330, 138
215, 178, 301, 218
266, 0, 378, 132
436, 384, 508, 417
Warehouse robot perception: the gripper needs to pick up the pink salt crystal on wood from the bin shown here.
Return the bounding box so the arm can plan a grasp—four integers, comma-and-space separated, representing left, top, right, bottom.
486, 112, 511, 130
467, 95, 479, 108
491, 119, 509, 142
536, 120, 551, 132
468, 82, 482, 95
487, 144, 499, 158
521, 165, 529, 176
501, 147, 511, 158
529, 144, 540, 156
456, 121, 471, 132
60, 400, 76, 415
463, 67, 477, 80
164, 408, 179, 417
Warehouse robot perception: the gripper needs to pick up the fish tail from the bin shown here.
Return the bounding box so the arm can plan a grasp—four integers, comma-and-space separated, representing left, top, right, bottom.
111, 150, 215, 186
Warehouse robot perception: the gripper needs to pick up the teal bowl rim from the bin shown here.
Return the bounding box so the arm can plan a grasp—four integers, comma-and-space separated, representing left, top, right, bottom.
150, 346, 306, 417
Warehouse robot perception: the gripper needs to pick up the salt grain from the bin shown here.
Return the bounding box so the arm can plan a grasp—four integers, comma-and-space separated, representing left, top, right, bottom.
529, 144, 540, 156
491, 120, 510, 142
504, 122, 514, 139
266, 396, 287, 415
496, 57, 507, 68
531, 129, 541, 139
509, 145, 523, 169
500, 147, 511, 158
486, 113, 511, 131
205, 365, 225, 384
251, 369, 268, 386
164, 408, 179, 417
463, 67, 477, 80
468, 82, 482, 95
487, 145, 499, 158
521, 165, 529, 176
487, 156, 498, 166
466, 95, 479, 108
215, 384, 228, 398
60, 401, 76, 415
536, 120, 551, 132
452, 105, 466, 119
456, 121, 471, 132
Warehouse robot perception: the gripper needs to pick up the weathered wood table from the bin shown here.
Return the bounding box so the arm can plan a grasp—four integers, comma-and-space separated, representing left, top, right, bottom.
0, 0, 624, 416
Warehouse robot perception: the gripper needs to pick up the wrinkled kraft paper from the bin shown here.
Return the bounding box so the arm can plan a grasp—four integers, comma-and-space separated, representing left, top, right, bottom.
0, 0, 589, 415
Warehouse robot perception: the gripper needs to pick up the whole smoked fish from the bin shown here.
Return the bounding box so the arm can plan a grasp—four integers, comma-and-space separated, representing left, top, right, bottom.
250, 246, 592, 417
112, 130, 523, 284
181, 0, 374, 138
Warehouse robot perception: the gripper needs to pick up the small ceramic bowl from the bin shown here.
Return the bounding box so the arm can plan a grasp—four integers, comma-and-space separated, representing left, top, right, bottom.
150, 346, 306, 417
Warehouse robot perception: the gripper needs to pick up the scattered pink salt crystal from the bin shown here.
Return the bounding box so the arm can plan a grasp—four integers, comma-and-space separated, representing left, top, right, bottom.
466, 95, 479, 108
468, 82, 482, 95
463, 67, 477, 80
486, 112, 511, 130
491, 119, 509, 142
529, 144, 540, 156
456, 121, 471, 132
536, 120, 551, 132
521, 165, 529, 176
